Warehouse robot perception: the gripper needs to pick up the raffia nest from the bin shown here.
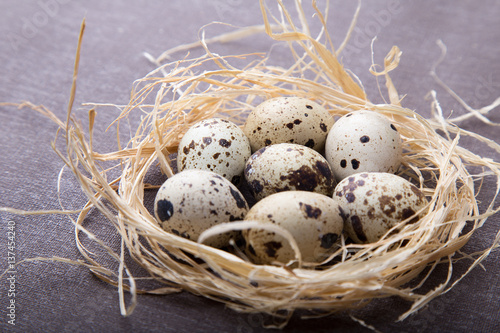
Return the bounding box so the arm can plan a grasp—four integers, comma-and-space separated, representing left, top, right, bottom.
12, 0, 500, 328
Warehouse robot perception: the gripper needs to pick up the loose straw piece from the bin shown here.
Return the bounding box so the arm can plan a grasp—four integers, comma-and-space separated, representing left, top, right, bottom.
155, 23, 277, 63
430, 39, 500, 125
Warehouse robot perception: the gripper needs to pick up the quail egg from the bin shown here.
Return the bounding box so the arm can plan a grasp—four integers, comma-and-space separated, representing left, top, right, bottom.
325, 110, 402, 181
243, 97, 334, 152
154, 169, 249, 248
334, 172, 428, 244
244, 143, 336, 201
243, 191, 344, 265
177, 118, 251, 184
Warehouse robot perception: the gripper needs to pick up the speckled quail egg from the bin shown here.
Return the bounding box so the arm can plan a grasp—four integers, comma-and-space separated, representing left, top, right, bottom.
243, 191, 344, 265
334, 172, 428, 244
243, 97, 334, 152
325, 110, 402, 181
244, 143, 336, 201
154, 169, 249, 248
177, 118, 251, 184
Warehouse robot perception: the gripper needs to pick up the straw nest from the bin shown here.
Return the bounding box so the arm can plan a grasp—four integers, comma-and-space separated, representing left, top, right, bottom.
14, 0, 500, 328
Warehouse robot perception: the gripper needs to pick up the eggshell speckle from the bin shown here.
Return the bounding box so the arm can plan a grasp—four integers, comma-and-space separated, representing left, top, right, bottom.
325, 111, 402, 181
154, 169, 249, 248
243, 191, 344, 265
334, 172, 428, 243
177, 118, 251, 184
244, 143, 336, 201
243, 97, 334, 152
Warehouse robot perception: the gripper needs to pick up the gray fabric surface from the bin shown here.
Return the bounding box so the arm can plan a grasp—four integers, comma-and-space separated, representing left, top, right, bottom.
1, 1, 499, 332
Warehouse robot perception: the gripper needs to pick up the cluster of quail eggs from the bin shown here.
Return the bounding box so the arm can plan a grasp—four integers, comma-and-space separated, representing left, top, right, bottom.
154, 96, 428, 266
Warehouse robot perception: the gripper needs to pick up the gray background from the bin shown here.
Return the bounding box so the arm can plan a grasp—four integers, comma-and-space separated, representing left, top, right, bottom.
1, 0, 499, 332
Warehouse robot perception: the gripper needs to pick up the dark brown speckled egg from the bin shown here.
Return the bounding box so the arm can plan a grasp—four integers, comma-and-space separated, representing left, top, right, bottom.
244, 143, 336, 201
154, 169, 249, 248
243, 191, 344, 265
335, 172, 428, 244
243, 97, 334, 152
325, 111, 402, 182
177, 118, 251, 185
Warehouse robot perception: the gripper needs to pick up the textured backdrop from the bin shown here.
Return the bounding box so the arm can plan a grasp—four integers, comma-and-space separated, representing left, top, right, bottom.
1, 1, 499, 332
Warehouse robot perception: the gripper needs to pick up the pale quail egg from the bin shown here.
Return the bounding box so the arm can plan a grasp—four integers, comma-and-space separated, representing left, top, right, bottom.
243, 97, 334, 152
177, 118, 251, 184
243, 191, 344, 265
244, 143, 336, 201
325, 110, 402, 181
334, 172, 428, 244
154, 169, 249, 248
